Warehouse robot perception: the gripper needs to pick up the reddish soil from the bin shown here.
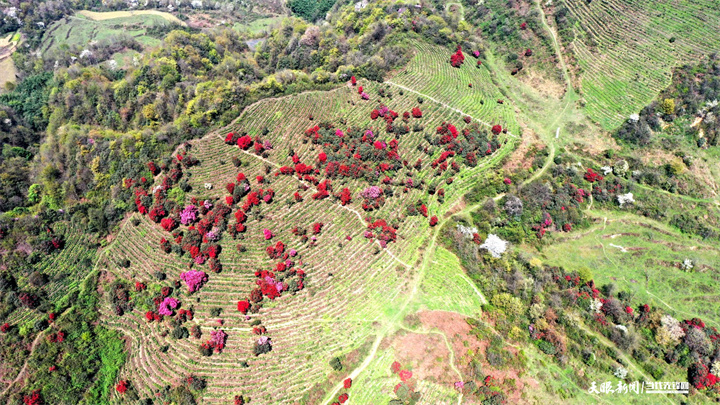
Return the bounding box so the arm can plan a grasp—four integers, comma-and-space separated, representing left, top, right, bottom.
503, 124, 542, 172
390, 330, 455, 384
414, 310, 539, 403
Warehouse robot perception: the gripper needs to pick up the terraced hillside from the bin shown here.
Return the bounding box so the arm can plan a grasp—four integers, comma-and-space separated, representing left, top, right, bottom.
555, 0, 720, 129
100, 77, 518, 403
389, 41, 520, 135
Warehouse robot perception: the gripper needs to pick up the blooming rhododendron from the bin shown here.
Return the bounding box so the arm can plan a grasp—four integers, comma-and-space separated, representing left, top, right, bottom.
399, 369, 413, 382
361, 186, 382, 200
338, 393, 349, 403
450, 45, 465, 67
116, 380, 128, 394
158, 297, 179, 316
344, 378, 352, 389
24, 390, 43, 405
210, 329, 227, 353
429, 216, 438, 226
237, 135, 252, 150
391, 361, 401, 373
263, 229, 273, 240
180, 205, 198, 225
237, 300, 250, 314
181, 270, 208, 293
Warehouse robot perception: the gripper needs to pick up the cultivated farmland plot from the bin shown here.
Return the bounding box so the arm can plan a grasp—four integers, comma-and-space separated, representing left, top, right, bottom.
559, 0, 720, 129
101, 63, 519, 403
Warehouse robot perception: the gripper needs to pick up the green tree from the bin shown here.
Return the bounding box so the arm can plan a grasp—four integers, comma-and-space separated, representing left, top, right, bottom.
660, 98, 675, 115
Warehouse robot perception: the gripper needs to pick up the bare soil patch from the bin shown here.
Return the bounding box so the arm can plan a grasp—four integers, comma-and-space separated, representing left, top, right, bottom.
413, 310, 539, 403
503, 124, 541, 172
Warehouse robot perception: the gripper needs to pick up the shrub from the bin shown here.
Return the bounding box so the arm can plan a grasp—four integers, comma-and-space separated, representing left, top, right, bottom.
330, 356, 343, 371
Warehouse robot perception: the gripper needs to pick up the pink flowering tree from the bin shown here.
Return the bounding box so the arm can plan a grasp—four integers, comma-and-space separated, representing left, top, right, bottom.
158, 297, 179, 316
210, 329, 227, 353
263, 229, 273, 240
181, 270, 208, 293
180, 204, 198, 225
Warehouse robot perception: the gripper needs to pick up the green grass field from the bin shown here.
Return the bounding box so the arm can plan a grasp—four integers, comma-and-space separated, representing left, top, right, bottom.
538, 210, 720, 327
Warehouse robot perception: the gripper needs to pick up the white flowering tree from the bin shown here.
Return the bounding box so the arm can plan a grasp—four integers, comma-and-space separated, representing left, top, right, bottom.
617, 193, 634, 207
479, 234, 508, 258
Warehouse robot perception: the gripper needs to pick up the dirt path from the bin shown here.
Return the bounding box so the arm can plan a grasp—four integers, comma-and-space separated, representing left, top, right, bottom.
535, 0, 573, 93
0, 331, 46, 397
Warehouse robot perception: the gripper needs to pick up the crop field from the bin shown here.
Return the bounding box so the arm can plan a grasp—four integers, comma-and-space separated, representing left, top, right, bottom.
233, 16, 285, 35
39, 13, 175, 56
558, 0, 720, 129
76, 10, 186, 26
99, 72, 519, 403
0, 32, 18, 89
389, 41, 520, 136
538, 210, 720, 327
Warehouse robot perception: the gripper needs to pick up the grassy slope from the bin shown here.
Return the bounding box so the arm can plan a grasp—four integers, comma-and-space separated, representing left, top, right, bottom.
557, 0, 720, 129
539, 210, 720, 327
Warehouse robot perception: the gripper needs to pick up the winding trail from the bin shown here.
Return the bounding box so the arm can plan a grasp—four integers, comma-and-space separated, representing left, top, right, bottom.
1, 332, 46, 397
535, 0, 573, 92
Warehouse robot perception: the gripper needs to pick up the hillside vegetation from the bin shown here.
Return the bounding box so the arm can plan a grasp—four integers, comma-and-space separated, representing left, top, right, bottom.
0, 0, 719, 404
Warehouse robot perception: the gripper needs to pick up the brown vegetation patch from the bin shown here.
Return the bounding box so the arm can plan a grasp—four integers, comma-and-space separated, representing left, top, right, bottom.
518, 70, 566, 100
503, 124, 541, 172
445, 199, 466, 218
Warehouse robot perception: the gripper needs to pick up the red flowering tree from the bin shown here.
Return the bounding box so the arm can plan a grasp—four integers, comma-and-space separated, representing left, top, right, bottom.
491, 125, 502, 135
584, 168, 604, 182
344, 378, 352, 389
429, 216, 438, 226
450, 45, 465, 67
338, 393, 349, 403
23, 390, 43, 405
399, 369, 413, 382
160, 217, 176, 232
411, 107, 422, 118
237, 135, 253, 150
147, 161, 159, 175
338, 188, 352, 206
350, 76, 357, 85
115, 380, 129, 394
